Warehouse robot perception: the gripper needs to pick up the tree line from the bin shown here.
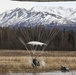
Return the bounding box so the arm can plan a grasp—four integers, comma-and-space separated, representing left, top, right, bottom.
0, 26, 76, 51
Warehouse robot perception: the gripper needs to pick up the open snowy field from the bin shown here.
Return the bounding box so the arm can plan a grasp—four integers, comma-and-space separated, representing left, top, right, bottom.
1, 71, 76, 75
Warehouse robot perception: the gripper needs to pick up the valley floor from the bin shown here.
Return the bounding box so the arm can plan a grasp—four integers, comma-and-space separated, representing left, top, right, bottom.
0, 50, 76, 73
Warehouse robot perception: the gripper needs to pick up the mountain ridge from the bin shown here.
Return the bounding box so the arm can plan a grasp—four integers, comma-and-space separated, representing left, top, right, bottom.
0, 6, 76, 27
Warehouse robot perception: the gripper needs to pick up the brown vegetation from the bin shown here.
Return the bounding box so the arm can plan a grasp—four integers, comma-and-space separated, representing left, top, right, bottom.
0, 50, 76, 73
0, 50, 76, 57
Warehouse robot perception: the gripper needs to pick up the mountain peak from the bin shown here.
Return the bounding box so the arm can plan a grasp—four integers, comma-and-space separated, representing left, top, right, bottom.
0, 7, 76, 27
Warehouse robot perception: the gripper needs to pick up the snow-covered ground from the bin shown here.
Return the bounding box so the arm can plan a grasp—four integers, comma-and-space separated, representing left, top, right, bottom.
1, 71, 76, 75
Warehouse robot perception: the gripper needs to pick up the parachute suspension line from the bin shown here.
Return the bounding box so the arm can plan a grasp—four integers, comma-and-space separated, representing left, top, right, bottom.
20, 27, 33, 51
40, 25, 56, 54
13, 28, 31, 55
16, 30, 33, 58
43, 27, 56, 47
29, 28, 35, 54
10, 14, 39, 58
32, 28, 35, 41
36, 27, 46, 59
33, 45, 38, 54
20, 27, 35, 53
40, 29, 59, 54
47, 25, 56, 41
32, 29, 39, 54
47, 29, 60, 45
20, 28, 29, 43
19, 28, 33, 57
34, 45, 38, 51
37, 27, 42, 41
27, 31, 34, 51
31, 24, 56, 55
40, 26, 61, 54
31, 27, 35, 51
18, 37, 28, 50
32, 45, 36, 55
49, 26, 62, 48
35, 27, 42, 51
18, 13, 38, 43
13, 28, 28, 48
31, 26, 42, 55
40, 27, 46, 42
50, 29, 59, 41
48, 24, 57, 39
47, 28, 58, 43
48, 29, 59, 44
34, 29, 42, 52
48, 29, 60, 44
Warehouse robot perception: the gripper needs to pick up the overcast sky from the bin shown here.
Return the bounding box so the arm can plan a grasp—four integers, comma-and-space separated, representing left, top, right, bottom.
0, 0, 76, 14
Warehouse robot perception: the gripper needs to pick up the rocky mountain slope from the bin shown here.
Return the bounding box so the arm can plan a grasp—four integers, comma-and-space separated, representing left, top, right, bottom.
0, 6, 76, 27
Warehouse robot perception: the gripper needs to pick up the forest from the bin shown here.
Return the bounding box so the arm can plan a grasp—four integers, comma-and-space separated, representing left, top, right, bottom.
0, 26, 75, 51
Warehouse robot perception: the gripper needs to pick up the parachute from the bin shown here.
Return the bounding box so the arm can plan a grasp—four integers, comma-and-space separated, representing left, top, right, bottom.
12, 25, 61, 63
27, 41, 47, 55
12, 14, 62, 67
27, 41, 47, 46
12, 24, 60, 67
13, 24, 61, 56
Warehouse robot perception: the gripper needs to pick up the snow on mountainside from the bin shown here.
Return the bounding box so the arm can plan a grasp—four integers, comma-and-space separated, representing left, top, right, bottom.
0, 6, 76, 27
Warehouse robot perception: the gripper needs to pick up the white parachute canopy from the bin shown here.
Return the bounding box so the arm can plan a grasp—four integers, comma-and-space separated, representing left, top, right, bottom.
27, 41, 47, 46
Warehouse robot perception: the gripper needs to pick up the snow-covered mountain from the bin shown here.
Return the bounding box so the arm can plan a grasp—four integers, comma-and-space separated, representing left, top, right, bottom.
0, 6, 76, 27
